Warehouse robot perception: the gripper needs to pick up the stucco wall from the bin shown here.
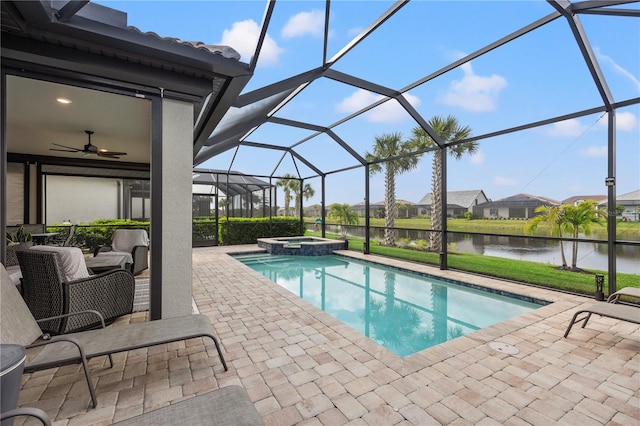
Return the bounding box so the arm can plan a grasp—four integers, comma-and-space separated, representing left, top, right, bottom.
160, 98, 193, 318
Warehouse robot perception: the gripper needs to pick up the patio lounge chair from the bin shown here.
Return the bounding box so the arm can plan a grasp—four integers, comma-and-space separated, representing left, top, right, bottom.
563, 302, 640, 338
0, 263, 228, 409
607, 287, 640, 303
113, 385, 263, 425
16, 247, 135, 334
94, 229, 149, 275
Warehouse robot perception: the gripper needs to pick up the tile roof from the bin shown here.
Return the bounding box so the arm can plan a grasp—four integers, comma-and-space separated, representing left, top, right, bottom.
127, 27, 241, 60
479, 193, 560, 207
561, 195, 607, 205
418, 189, 487, 208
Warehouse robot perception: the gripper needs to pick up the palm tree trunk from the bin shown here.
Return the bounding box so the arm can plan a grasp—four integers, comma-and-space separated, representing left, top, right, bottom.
571, 230, 579, 270
384, 168, 396, 246
284, 193, 291, 216
429, 153, 442, 251
557, 229, 568, 269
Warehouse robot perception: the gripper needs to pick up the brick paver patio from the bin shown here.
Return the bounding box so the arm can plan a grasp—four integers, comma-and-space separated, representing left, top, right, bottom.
14, 246, 639, 425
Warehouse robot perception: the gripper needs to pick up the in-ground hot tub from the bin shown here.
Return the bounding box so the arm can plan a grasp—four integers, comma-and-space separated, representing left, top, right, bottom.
257, 236, 347, 256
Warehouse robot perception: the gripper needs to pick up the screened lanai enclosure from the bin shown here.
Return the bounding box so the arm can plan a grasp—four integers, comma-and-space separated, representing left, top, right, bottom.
195, 0, 639, 295
192, 169, 276, 219
2, 1, 638, 297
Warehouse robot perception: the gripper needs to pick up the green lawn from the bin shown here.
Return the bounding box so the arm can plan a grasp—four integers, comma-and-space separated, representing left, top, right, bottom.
306, 230, 639, 299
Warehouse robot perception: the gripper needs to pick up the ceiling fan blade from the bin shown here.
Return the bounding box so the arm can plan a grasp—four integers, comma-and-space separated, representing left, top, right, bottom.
51, 131, 126, 159
52, 143, 81, 151
50, 148, 79, 153
98, 152, 121, 159
99, 150, 127, 156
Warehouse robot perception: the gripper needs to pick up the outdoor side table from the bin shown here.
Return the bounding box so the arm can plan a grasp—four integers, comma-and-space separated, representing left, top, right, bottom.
85, 254, 130, 274
1, 344, 26, 426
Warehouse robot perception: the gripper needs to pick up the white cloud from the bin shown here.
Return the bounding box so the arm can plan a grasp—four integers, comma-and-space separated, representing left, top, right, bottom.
347, 26, 363, 37
335, 89, 421, 123
282, 10, 325, 39
469, 150, 485, 165
595, 47, 640, 92
581, 146, 607, 158
221, 20, 283, 66
598, 111, 638, 132
438, 61, 507, 112
547, 119, 585, 137
494, 176, 518, 186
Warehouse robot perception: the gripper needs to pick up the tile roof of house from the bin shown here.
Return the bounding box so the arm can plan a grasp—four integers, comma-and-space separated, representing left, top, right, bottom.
479, 193, 560, 207
353, 199, 415, 207
561, 195, 608, 205
418, 190, 487, 208
127, 27, 241, 60
617, 189, 640, 202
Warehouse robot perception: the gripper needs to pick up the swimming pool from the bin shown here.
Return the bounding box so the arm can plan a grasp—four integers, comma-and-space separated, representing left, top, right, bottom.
235, 253, 543, 357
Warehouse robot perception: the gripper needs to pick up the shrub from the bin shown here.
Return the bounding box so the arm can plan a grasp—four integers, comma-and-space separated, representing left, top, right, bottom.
396, 237, 411, 248
66, 219, 149, 251
414, 239, 428, 251
192, 218, 217, 242
219, 217, 304, 245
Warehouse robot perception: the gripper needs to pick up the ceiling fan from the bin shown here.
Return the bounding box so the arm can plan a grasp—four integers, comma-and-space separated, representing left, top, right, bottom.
51, 130, 127, 159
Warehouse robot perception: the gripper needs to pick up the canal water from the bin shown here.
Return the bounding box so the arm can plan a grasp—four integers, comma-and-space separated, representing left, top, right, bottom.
323, 225, 640, 275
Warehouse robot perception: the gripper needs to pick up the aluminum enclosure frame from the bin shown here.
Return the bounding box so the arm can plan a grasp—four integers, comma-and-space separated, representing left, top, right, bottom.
199, 0, 640, 295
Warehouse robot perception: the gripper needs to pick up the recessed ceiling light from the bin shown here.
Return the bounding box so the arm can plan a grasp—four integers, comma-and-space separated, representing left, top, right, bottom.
56, 97, 72, 104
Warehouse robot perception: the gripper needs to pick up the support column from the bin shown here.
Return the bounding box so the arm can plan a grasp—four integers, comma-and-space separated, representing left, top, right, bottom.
154, 97, 193, 318
606, 109, 617, 296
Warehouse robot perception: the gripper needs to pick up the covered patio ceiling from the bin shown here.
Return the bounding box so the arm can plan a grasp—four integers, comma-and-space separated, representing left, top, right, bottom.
2, 0, 253, 167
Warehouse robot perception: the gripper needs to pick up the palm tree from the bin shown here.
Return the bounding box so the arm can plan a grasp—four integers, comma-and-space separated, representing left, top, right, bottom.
408, 115, 474, 251
365, 132, 419, 246
218, 198, 229, 213
290, 181, 315, 217
328, 203, 359, 238
275, 174, 297, 216
561, 200, 605, 271
526, 205, 568, 269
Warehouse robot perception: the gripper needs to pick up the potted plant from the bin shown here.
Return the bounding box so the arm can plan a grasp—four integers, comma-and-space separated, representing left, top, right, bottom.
6, 225, 33, 245
5, 225, 33, 268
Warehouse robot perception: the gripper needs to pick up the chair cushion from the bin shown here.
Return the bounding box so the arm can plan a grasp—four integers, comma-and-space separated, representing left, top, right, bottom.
30, 246, 90, 281
95, 250, 133, 265
111, 229, 149, 253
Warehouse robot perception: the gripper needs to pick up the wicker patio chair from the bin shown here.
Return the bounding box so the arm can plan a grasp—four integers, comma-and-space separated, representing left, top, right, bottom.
94, 229, 149, 275
1, 263, 228, 409
16, 247, 134, 335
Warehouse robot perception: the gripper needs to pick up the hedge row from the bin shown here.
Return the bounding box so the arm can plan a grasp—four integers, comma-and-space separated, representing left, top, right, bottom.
46, 217, 303, 249
218, 217, 304, 245
47, 219, 149, 250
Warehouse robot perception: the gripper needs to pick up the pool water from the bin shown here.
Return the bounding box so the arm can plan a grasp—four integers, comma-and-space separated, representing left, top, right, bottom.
235, 254, 542, 357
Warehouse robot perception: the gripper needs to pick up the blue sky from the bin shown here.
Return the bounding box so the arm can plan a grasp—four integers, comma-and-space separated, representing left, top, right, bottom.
97, 1, 639, 206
